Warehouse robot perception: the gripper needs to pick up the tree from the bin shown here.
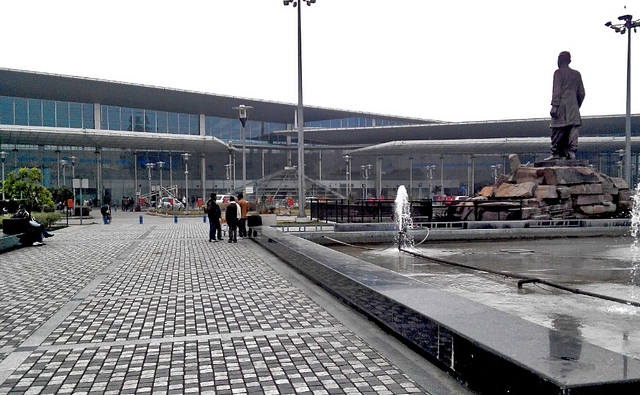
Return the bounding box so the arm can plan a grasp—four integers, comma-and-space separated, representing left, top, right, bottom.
3, 167, 54, 211
49, 186, 73, 205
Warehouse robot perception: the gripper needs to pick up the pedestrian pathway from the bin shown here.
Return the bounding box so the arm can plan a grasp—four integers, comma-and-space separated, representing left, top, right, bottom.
0, 211, 468, 394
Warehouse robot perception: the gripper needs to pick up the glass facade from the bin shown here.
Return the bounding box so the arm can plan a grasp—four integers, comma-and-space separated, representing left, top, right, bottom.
101, 105, 199, 135
0, 96, 94, 128
306, 117, 412, 129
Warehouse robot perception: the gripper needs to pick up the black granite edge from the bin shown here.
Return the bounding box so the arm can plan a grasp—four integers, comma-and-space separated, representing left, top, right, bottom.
254, 229, 640, 395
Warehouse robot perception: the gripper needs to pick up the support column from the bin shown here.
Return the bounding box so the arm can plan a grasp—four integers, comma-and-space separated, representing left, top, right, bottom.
376, 157, 383, 199
200, 153, 206, 204
95, 149, 102, 205
94, 103, 101, 129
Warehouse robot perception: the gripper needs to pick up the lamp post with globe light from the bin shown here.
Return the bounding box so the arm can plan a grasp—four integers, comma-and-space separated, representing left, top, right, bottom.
181, 153, 191, 214
233, 105, 253, 195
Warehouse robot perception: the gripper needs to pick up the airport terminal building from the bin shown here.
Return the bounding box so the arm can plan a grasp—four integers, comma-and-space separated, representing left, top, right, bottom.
1, 68, 639, 206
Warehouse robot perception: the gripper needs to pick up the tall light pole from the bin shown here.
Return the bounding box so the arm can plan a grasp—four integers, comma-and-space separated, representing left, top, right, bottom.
605, 14, 640, 186
145, 162, 155, 206
233, 105, 253, 195
426, 165, 436, 199
361, 164, 371, 199
182, 153, 190, 214
157, 161, 165, 203
408, 157, 414, 196
0, 151, 5, 201
227, 143, 235, 192
70, 156, 76, 208
284, 0, 317, 220
60, 159, 68, 188
343, 154, 351, 199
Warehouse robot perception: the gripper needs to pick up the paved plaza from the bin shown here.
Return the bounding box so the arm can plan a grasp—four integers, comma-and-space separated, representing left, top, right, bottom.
0, 210, 469, 395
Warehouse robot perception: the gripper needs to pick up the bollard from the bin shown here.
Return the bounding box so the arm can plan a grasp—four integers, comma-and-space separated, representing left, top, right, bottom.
139, 215, 143, 224
203, 215, 207, 223
174, 215, 178, 223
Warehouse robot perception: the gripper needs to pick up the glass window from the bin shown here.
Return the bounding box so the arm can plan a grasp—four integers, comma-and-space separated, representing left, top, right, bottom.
43, 100, 56, 126
83, 104, 94, 129
131, 109, 144, 132
178, 113, 189, 134
121, 108, 132, 131
100, 105, 108, 129
55, 101, 69, 127
14, 98, 28, 125
157, 111, 168, 133
167, 113, 179, 133
69, 102, 83, 128
28, 100, 42, 126
145, 110, 156, 132
107, 106, 121, 130
189, 114, 199, 135
0, 97, 13, 124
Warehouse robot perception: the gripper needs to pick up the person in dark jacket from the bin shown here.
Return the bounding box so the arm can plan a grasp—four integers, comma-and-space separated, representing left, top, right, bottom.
206, 193, 223, 242
225, 196, 239, 243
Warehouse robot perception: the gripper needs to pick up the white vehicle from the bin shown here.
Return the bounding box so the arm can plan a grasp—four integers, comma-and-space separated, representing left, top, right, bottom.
157, 197, 184, 210
216, 194, 234, 209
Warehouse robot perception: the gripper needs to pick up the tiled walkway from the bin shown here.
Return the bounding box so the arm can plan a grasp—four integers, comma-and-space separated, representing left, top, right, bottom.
0, 212, 467, 394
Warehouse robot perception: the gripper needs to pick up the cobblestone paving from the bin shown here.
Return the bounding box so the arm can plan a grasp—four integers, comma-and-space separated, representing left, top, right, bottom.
0, 213, 425, 394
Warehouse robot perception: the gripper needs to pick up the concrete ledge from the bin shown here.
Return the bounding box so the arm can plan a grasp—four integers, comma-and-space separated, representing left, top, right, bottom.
254, 228, 640, 394
0, 234, 21, 252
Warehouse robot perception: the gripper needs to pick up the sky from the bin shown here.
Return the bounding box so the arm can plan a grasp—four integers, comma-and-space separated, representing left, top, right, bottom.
2, 1, 639, 122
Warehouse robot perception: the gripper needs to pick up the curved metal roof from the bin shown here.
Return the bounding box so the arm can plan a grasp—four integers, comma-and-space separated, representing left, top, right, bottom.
0, 68, 436, 125
347, 136, 640, 156
274, 115, 640, 146
0, 125, 232, 153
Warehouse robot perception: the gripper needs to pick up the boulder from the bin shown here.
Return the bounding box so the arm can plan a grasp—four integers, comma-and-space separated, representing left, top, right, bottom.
611, 177, 630, 189
512, 167, 544, 184
495, 182, 537, 198
556, 186, 572, 199
478, 186, 494, 198
543, 167, 600, 185
569, 184, 603, 195
535, 185, 558, 200
573, 195, 604, 206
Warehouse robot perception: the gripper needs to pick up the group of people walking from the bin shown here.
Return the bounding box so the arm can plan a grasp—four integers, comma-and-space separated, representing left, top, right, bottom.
205, 192, 249, 243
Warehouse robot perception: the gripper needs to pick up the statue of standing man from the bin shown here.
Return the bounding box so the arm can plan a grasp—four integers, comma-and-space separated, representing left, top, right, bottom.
546, 51, 585, 160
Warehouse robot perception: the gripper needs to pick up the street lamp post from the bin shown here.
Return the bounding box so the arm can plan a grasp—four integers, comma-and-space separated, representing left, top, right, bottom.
145, 163, 155, 207
426, 165, 436, 199
284, 0, 317, 220
227, 143, 235, 192
60, 159, 68, 188
182, 153, 190, 214
157, 161, 165, 204
408, 157, 414, 196
70, 156, 76, 209
360, 164, 372, 199
233, 105, 253, 196
0, 151, 5, 201
605, 14, 640, 186
491, 164, 503, 182
343, 154, 351, 199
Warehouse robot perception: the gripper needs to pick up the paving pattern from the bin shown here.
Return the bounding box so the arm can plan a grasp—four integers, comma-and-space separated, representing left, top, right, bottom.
0, 213, 426, 394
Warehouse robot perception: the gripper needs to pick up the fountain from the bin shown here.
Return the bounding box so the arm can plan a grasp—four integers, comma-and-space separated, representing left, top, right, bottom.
630, 182, 640, 300
394, 185, 414, 250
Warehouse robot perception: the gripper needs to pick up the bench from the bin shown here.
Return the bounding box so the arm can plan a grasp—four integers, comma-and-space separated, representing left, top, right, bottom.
1, 218, 34, 250
2, 218, 30, 235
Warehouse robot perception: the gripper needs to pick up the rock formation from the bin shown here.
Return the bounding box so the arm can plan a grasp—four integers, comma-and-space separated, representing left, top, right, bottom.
456, 155, 632, 221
